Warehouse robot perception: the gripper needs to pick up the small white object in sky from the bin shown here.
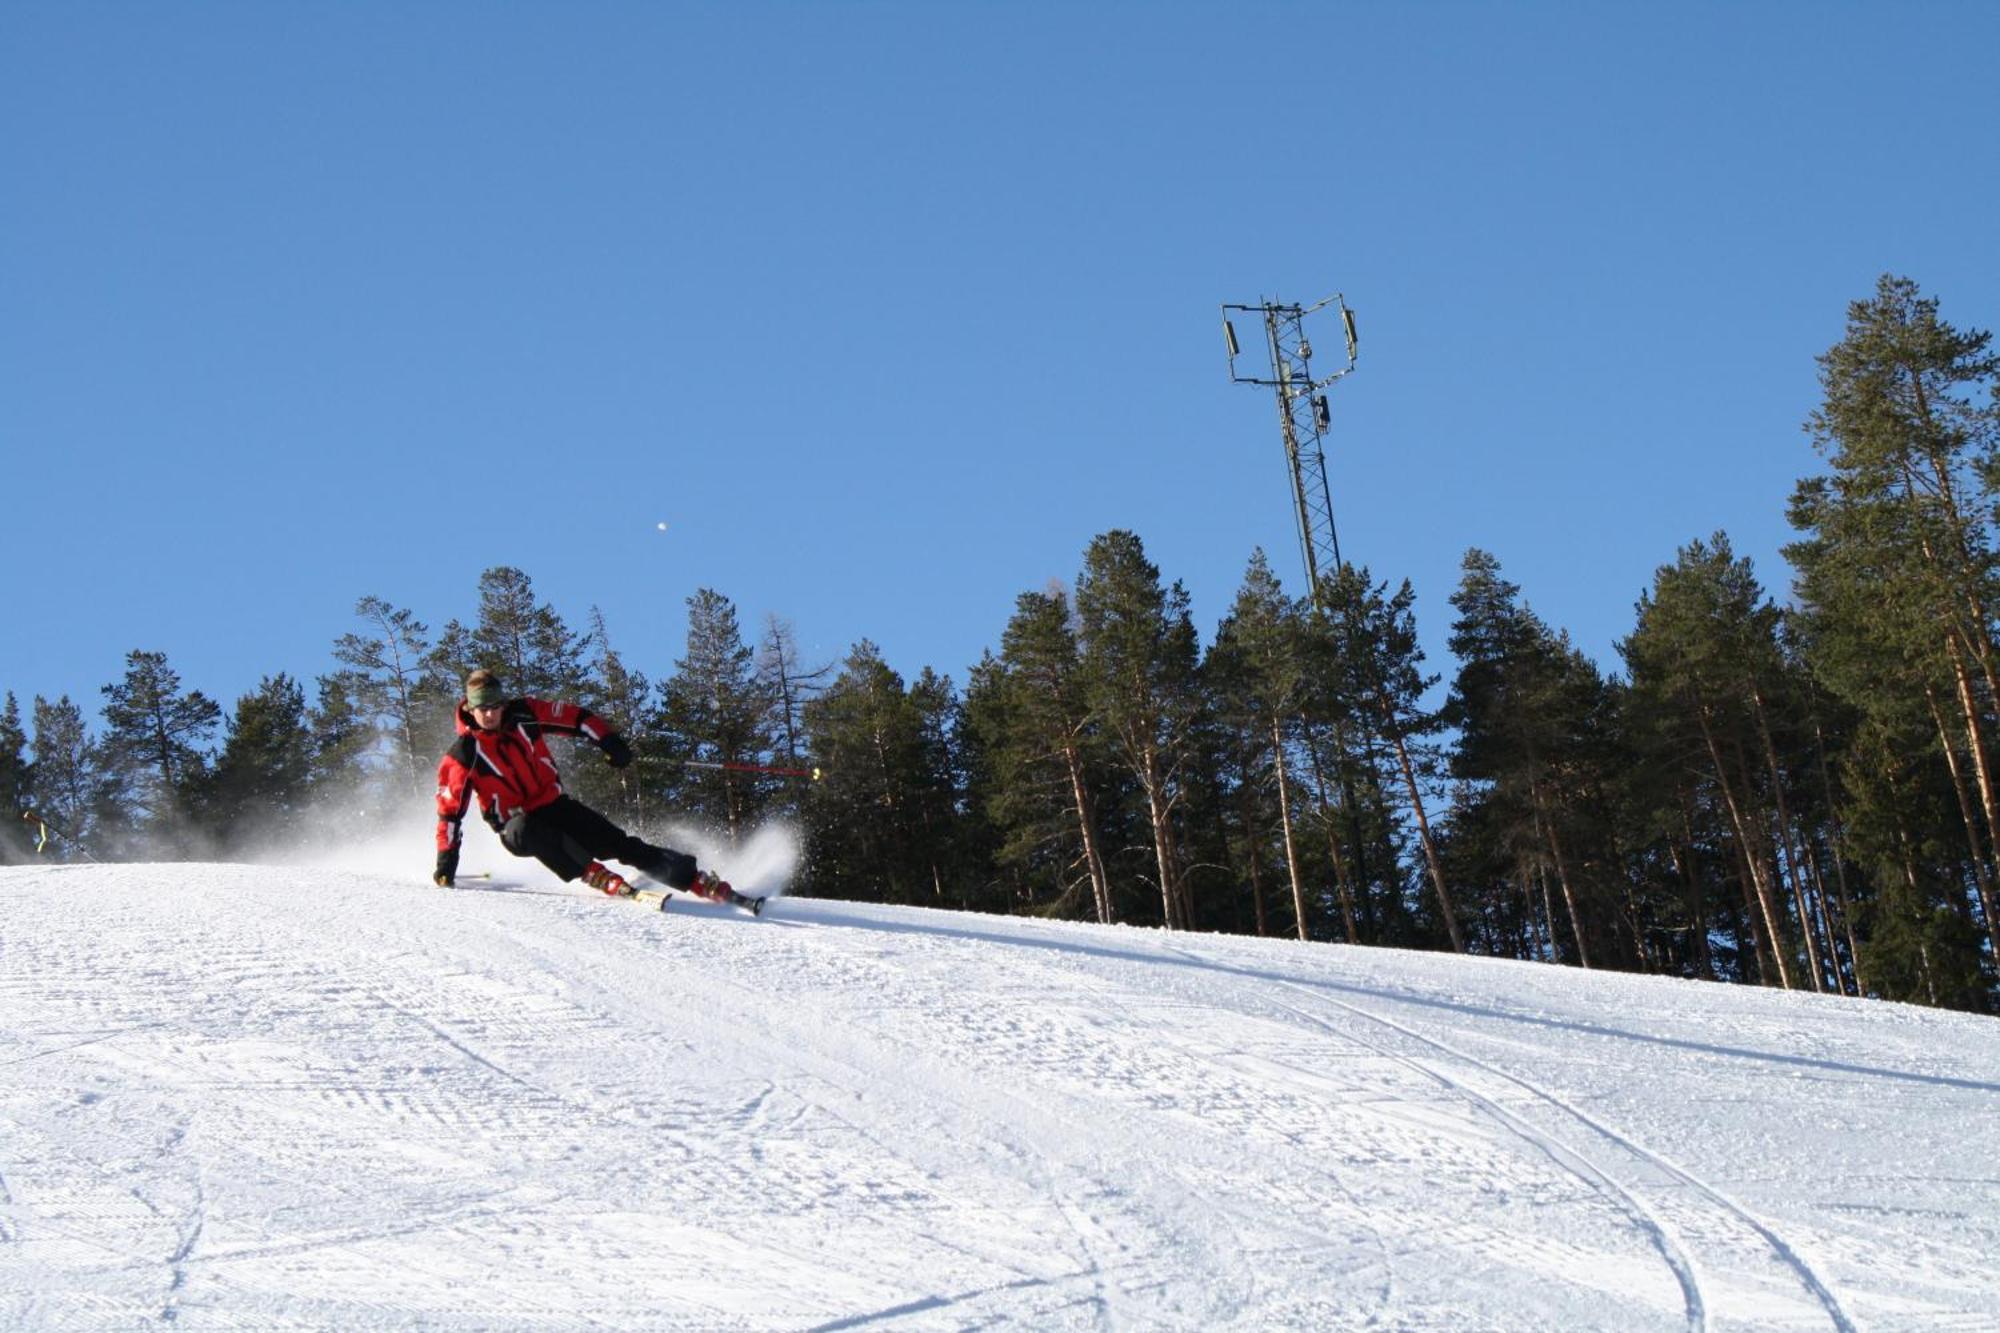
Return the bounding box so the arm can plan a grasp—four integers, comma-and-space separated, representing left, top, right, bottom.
656, 521, 670, 532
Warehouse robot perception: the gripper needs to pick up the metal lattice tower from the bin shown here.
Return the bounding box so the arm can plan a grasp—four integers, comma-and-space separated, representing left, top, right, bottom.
1221, 294, 1358, 610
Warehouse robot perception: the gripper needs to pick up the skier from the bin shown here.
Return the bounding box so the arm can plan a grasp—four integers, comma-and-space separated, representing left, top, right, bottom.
432, 669, 724, 900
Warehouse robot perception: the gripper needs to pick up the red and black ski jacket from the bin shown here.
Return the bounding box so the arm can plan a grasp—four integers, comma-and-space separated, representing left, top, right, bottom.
435, 696, 618, 852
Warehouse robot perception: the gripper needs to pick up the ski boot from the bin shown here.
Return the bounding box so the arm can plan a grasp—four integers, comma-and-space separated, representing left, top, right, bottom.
687, 869, 733, 904
581, 861, 633, 896
690, 870, 764, 916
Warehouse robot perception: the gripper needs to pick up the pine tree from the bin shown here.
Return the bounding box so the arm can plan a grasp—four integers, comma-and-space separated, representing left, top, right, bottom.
574, 606, 652, 828
28, 696, 96, 860
206, 674, 316, 853
909, 666, 977, 905
98, 650, 220, 856
1208, 552, 1325, 940
654, 589, 776, 842
332, 595, 447, 797
1767, 616, 1869, 994
1838, 713, 1989, 1006
1787, 275, 2000, 986
434, 567, 592, 702
962, 653, 1048, 910
0, 693, 33, 863
307, 672, 386, 824
1445, 550, 1626, 967
1614, 672, 1731, 982
1198, 628, 1273, 938
969, 587, 1117, 922
802, 641, 962, 903
1622, 536, 1836, 990
1321, 565, 1463, 951
1446, 551, 1563, 959
1288, 588, 1390, 943
1074, 531, 1202, 930
755, 614, 831, 821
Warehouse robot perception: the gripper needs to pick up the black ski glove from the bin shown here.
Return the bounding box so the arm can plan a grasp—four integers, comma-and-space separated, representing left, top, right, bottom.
434, 848, 458, 888
601, 732, 633, 768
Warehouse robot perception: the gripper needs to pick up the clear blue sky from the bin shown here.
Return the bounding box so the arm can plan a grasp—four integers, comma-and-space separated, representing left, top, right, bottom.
5, 2, 1997, 726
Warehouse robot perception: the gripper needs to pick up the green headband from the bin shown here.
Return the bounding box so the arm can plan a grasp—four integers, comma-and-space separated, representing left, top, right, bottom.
466, 683, 506, 709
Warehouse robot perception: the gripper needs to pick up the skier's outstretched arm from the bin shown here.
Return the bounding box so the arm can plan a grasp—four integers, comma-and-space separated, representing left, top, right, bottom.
524, 697, 630, 767
434, 753, 474, 886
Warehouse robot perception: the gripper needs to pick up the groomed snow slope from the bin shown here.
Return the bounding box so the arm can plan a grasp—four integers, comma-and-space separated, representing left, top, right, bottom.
3, 859, 1997, 1331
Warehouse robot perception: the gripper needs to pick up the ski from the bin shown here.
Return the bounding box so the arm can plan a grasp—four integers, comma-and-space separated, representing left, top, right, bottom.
622, 871, 765, 916
433, 872, 763, 915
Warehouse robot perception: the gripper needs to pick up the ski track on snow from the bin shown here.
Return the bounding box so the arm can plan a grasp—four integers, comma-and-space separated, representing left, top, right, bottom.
3, 864, 1998, 1329
1280, 977, 1856, 1333
744, 908, 1685, 1328
1263, 984, 1713, 1332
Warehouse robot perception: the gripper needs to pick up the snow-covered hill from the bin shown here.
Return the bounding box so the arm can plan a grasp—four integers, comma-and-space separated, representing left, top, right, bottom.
3, 851, 1996, 1330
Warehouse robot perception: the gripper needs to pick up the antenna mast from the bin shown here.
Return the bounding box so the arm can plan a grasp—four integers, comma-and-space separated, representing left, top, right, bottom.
1221, 293, 1358, 609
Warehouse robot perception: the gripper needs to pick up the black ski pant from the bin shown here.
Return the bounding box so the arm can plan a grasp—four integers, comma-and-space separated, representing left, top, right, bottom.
499, 795, 697, 887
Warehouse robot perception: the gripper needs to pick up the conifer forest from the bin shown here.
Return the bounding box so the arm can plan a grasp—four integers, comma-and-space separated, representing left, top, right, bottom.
8, 275, 1999, 1013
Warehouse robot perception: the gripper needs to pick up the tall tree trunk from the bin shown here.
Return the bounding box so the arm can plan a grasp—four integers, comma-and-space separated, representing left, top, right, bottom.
1770, 805, 1825, 993
1206, 794, 1242, 935
1239, 779, 1268, 937
1151, 802, 1181, 929
1669, 820, 1716, 981
1371, 692, 1463, 951
1061, 741, 1115, 925
1750, 691, 1825, 992
1695, 700, 1793, 988
1812, 716, 1868, 995
1797, 834, 1849, 996
1173, 806, 1197, 929
1301, 726, 1361, 943
1512, 862, 1538, 961
1271, 717, 1312, 942
1590, 776, 1653, 970
1533, 863, 1563, 964
1528, 860, 1560, 956
1728, 835, 1774, 986
1140, 746, 1182, 929
1936, 647, 2000, 966
1906, 384, 2000, 734
1618, 850, 1655, 973
391, 671, 424, 796
1532, 786, 1591, 968
1906, 461, 2000, 952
